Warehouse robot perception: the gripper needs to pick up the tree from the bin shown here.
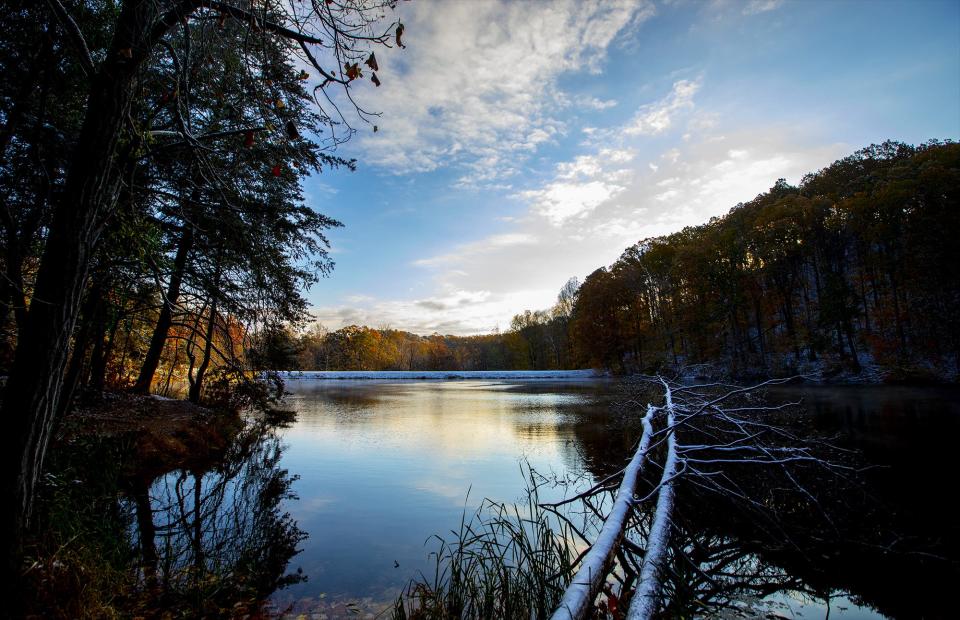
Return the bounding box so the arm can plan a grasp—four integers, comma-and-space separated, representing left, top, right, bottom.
569, 141, 959, 379
1, 0, 403, 572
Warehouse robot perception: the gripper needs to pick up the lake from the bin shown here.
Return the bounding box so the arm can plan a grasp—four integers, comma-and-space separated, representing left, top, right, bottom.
134, 373, 959, 618
228, 374, 955, 618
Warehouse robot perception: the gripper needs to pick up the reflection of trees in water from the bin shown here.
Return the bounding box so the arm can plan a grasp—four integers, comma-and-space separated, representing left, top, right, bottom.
127, 422, 305, 617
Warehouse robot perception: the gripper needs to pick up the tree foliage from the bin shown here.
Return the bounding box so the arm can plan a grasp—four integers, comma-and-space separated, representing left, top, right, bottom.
0, 0, 404, 568
570, 140, 960, 380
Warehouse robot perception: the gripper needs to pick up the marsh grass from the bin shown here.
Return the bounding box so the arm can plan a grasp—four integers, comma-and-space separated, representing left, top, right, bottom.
392, 475, 579, 620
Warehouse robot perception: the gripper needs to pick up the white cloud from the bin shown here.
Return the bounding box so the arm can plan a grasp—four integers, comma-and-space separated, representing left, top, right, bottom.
583, 97, 619, 110
556, 155, 604, 179
348, 0, 654, 186
376, 128, 848, 335
655, 189, 679, 202
743, 0, 784, 15
513, 148, 637, 226
624, 79, 701, 135
521, 180, 626, 226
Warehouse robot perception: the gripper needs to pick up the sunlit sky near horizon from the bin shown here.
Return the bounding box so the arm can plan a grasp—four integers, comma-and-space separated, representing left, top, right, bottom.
301, 0, 960, 336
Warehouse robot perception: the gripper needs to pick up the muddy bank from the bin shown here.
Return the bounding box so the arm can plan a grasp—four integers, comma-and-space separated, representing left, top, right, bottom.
58, 392, 243, 485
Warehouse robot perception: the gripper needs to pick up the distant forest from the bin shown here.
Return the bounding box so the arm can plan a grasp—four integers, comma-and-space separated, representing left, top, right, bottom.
273, 140, 959, 381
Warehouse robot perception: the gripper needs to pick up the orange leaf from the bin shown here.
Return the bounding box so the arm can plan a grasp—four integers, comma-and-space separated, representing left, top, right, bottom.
344, 62, 362, 81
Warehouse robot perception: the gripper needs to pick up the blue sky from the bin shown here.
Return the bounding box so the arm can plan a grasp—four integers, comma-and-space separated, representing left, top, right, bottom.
301, 0, 960, 335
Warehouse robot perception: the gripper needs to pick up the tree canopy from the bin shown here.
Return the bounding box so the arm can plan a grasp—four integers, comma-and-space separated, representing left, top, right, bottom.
0, 0, 404, 574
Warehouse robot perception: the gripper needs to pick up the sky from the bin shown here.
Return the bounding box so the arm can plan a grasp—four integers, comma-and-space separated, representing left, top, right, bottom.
300, 0, 960, 336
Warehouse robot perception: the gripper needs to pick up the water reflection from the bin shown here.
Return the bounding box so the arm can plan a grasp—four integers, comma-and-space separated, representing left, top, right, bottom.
275, 379, 958, 618
126, 421, 306, 617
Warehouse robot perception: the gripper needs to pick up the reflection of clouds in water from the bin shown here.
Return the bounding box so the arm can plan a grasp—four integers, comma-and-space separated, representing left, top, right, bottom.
411, 478, 475, 501
282, 381, 576, 461
274, 379, 617, 602
297, 495, 338, 514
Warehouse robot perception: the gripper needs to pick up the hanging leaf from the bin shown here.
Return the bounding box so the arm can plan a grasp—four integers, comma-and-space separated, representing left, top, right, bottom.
344, 62, 362, 81
298, 70, 310, 81
371, 72, 381, 87
244, 130, 255, 148
271, 164, 282, 177
395, 23, 405, 48
373, 125, 378, 133
364, 52, 379, 72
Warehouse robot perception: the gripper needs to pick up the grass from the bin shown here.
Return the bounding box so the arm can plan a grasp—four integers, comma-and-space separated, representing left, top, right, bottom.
391, 473, 579, 620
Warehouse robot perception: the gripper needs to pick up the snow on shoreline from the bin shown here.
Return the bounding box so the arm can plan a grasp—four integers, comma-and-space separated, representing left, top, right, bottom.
277, 369, 605, 381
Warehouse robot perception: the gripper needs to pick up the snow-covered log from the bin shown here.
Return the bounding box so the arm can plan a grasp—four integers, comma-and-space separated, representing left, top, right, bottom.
626, 379, 680, 620
550, 403, 658, 620
549, 374, 833, 620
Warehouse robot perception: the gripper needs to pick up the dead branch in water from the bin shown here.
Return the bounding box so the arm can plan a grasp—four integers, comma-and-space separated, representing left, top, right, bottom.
549, 374, 850, 620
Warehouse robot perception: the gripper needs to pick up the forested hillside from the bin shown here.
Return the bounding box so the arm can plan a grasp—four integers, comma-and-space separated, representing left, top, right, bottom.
7, 136, 954, 389
271, 141, 959, 382
570, 140, 959, 381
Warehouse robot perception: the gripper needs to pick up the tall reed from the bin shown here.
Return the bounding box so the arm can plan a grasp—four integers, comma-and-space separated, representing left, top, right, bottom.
392, 474, 578, 620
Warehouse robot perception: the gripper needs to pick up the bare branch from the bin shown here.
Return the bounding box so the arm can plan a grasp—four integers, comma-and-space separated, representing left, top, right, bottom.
44, 0, 95, 76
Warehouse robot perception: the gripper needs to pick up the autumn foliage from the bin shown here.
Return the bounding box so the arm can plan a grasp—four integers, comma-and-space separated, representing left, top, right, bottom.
569, 140, 960, 381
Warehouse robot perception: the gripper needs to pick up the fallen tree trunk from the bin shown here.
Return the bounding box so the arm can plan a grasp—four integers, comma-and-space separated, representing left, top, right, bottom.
626, 378, 679, 620
550, 403, 657, 620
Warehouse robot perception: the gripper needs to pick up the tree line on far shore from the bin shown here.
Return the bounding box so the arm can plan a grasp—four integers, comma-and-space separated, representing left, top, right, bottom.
254, 277, 580, 373
570, 140, 959, 381
262, 141, 959, 381
10, 138, 953, 388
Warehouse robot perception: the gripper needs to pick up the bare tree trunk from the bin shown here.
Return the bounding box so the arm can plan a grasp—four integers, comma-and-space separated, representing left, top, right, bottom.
188, 295, 218, 404
626, 381, 678, 620
56, 276, 107, 419
88, 309, 119, 394
1, 67, 137, 564
161, 340, 181, 397
134, 223, 194, 393
550, 404, 656, 620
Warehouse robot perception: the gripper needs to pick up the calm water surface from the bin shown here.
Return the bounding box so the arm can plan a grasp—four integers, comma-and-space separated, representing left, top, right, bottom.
271, 378, 614, 611
263, 376, 959, 618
